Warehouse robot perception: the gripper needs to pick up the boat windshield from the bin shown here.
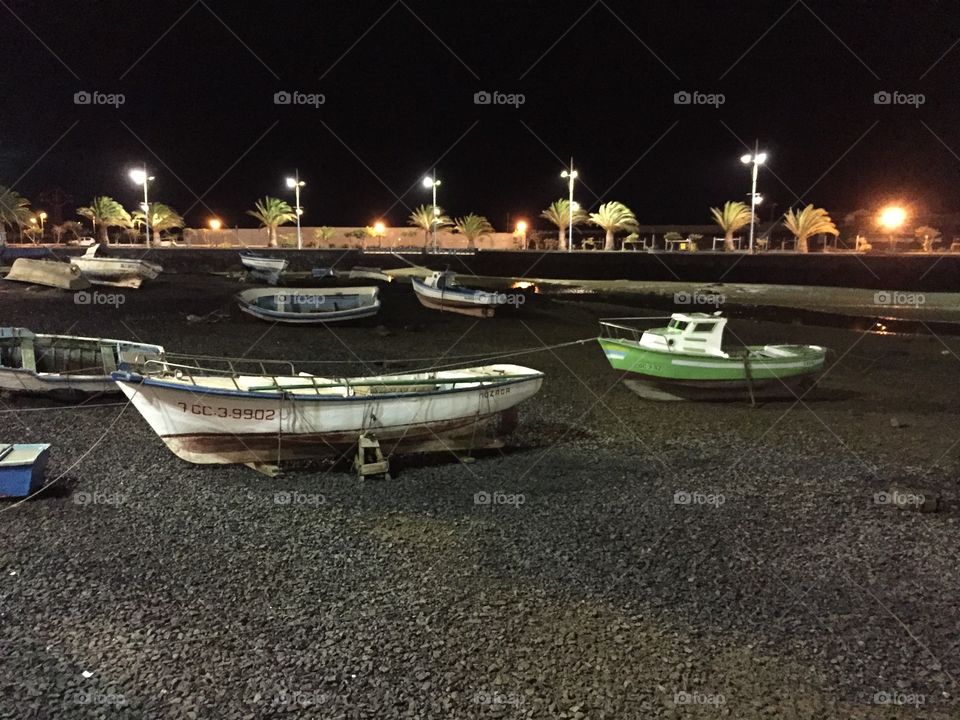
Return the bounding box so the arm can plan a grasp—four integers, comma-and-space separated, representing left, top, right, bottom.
667, 319, 688, 331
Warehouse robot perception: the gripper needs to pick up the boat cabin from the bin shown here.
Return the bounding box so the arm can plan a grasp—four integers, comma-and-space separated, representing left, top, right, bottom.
426, 271, 458, 290
639, 312, 729, 357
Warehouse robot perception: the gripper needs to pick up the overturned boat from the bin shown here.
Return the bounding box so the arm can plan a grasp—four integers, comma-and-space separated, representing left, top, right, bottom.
113, 361, 545, 466
0, 327, 164, 397
4, 259, 90, 290
72, 245, 163, 288
597, 313, 827, 401
411, 271, 511, 318
236, 286, 381, 324
240, 251, 288, 274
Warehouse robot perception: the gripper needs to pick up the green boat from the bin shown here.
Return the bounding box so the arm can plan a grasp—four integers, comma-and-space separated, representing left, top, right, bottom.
597, 313, 827, 401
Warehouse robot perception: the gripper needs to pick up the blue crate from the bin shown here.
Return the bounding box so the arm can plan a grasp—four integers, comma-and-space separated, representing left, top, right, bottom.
0, 444, 51, 497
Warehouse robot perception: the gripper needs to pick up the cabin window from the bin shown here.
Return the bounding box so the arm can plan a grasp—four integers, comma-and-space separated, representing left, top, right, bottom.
668, 320, 689, 331
690, 322, 717, 333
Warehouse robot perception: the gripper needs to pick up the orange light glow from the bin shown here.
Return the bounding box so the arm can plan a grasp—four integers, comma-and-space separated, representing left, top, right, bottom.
515, 220, 527, 234
878, 206, 907, 231
208, 218, 222, 230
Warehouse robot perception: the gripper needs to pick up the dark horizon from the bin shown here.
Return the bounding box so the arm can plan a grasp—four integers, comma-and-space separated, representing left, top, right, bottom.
3, 0, 960, 231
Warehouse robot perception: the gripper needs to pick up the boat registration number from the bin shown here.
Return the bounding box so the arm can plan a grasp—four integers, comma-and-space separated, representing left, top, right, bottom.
480, 387, 511, 399
176, 402, 276, 420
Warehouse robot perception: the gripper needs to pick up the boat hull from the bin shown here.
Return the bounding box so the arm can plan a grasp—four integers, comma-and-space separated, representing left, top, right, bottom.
235, 287, 381, 324
114, 367, 543, 465
73, 257, 163, 289
411, 278, 501, 318
4, 259, 90, 290
240, 254, 288, 273
598, 338, 825, 401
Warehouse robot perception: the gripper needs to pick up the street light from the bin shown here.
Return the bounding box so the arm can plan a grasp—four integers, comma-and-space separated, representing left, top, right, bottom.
422, 171, 442, 252
373, 221, 386, 235
515, 220, 528, 249
285, 171, 306, 250
36, 211, 47, 237
878, 205, 906, 231
740, 144, 767, 253
208, 218, 222, 230
129, 166, 155, 245
560, 158, 578, 252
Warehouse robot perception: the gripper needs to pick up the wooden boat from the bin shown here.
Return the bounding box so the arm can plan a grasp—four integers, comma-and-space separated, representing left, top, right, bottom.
236, 286, 381, 324
72, 245, 163, 288
4, 259, 90, 290
0, 327, 165, 397
411, 271, 509, 318
113, 362, 545, 466
0, 443, 50, 497
311, 266, 394, 283
240, 251, 288, 274
597, 313, 827, 401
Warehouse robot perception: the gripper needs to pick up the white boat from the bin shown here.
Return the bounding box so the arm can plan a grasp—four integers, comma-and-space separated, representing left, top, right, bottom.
411, 271, 510, 318
239, 252, 288, 274
236, 287, 381, 324
113, 362, 545, 466
73, 244, 163, 288
4, 259, 91, 290
0, 327, 164, 397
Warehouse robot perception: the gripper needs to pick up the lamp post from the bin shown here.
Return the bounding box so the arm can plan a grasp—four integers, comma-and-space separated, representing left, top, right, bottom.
129, 167, 155, 245
515, 220, 528, 249
285, 171, 306, 250
560, 158, 578, 252
740, 143, 767, 253
422, 171, 441, 252
879, 205, 907, 251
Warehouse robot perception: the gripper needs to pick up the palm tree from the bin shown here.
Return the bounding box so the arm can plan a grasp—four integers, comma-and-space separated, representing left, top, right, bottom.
314, 226, 337, 248
783, 204, 838, 253
0, 185, 32, 231
710, 201, 753, 252
589, 201, 638, 251
77, 196, 132, 245
132, 203, 185, 246
453, 213, 494, 250
914, 225, 941, 253
247, 196, 296, 247
407, 204, 452, 249
541, 199, 587, 250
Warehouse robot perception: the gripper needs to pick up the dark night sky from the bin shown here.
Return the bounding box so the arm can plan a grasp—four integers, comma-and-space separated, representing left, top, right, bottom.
2, 0, 959, 230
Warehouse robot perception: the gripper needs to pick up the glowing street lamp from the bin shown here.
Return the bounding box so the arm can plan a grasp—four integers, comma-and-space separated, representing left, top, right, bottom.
373, 221, 386, 236
129, 166, 155, 245
740, 144, 767, 253
208, 217, 222, 230
285, 171, 306, 249
422, 171, 442, 251
878, 205, 907, 231
35, 211, 47, 237
560, 158, 578, 252
515, 220, 528, 249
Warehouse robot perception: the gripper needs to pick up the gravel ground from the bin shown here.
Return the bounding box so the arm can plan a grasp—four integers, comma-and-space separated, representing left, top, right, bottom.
1, 274, 959, 719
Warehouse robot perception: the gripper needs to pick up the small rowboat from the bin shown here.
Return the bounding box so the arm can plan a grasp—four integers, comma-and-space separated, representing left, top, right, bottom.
0, 327, 165, 397
4, 259, 90, 290
240, 252, 288, 274
411, 271, 510, 318
0, 443, 50, 497
72, 244, 163, 289
236, 286, 381, 324
598, 313, 827, 401
113, 362, 544, 466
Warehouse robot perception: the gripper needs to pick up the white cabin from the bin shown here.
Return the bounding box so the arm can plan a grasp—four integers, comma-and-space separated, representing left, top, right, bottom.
639, 312, 729, 357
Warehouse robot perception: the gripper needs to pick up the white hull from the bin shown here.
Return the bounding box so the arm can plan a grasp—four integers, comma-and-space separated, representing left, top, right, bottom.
240, 255, 288, 273
0, 367, 116, 395
115, 364, 544, 465
411, 273, 506, 318
73, 257, 163, 289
